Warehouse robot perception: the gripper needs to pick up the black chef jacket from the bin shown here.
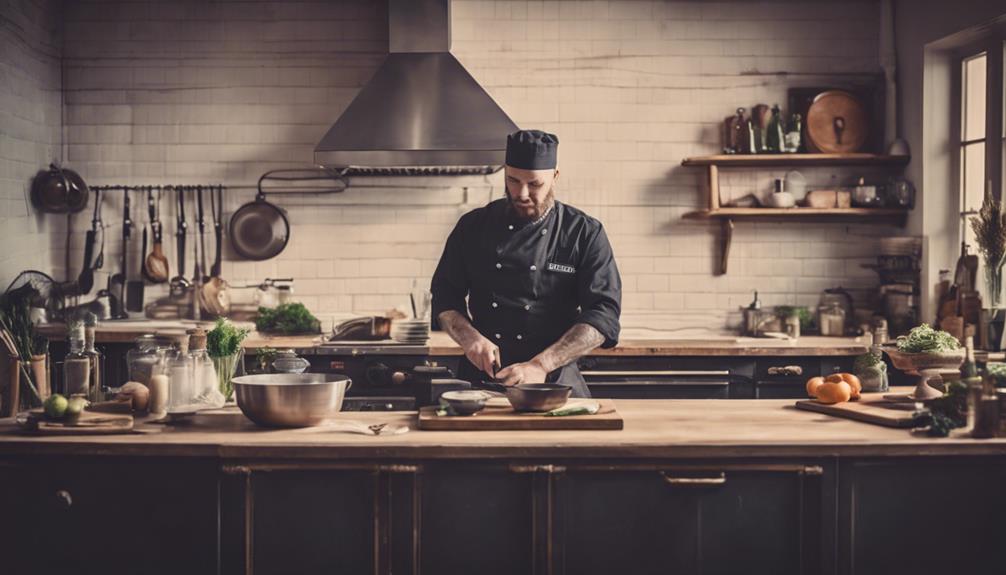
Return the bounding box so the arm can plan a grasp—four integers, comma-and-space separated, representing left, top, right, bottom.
431, 198, 621, 397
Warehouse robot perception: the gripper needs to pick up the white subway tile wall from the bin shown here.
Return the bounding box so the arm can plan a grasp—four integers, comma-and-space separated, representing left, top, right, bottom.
49, 0, 896, 330
0, 0, 62, 289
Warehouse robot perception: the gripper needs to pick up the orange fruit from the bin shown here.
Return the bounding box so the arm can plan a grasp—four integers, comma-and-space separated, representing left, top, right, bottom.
824, 373, 844, 384
838, 373, 862, 399
816, 381, 852, 404
805, 376, 825, 398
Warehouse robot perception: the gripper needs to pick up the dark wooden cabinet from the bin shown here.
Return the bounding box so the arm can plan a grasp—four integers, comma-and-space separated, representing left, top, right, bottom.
418, 463, 538, 574
555, 464, 826, 575
10, 452, 1006, 575
0, 457, 218, 575
245, 468, 379, 575
838, 458, 1006, 575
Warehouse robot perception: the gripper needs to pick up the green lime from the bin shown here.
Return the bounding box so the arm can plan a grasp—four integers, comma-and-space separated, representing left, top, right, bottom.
44, 394, 68, 419
66, 396, 89, 417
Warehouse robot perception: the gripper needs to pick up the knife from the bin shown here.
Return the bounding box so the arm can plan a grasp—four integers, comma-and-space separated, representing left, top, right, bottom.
210, 184, 222, 278
77, 188, 102, 293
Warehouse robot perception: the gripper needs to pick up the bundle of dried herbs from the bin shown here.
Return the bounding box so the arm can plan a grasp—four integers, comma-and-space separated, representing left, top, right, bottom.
970, 184, 1006, 306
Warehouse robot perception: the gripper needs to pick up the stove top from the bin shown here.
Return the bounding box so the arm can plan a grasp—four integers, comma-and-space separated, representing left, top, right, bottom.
312, 339, 429, 355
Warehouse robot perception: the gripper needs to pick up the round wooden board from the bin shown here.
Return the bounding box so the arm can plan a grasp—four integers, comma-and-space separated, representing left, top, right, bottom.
806, 90, 868, 153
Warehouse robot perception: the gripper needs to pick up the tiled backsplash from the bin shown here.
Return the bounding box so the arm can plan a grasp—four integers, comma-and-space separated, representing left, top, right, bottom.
36, 0, 899, 331
0, 0, 62, 290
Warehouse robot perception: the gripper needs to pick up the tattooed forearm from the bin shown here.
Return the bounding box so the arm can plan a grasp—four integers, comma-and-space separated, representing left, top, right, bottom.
437, 310, 482, 348
531, 323, 605, 373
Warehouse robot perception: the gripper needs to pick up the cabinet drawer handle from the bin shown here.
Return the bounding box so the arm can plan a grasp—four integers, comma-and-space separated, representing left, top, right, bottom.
509, 464, 566, 474
55, 489, 73, 509
587, 381, 729, 387
580, 370, 730, 377
767, 365, 803, 376
660, 472, 726, 486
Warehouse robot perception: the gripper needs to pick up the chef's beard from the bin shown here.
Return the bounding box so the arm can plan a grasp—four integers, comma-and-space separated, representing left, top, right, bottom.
505, 186, 555, 222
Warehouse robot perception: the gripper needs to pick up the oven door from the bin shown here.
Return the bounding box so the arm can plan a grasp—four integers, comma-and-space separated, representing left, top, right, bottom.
582, 370, 735, 399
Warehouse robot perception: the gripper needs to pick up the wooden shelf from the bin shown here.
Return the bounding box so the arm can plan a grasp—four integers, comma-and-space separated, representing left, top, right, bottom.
681, 153, 911, 167
681, 154, 912, 275
684, 207, 910, 220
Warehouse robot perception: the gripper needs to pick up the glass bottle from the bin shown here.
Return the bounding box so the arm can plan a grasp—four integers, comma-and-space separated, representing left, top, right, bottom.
187, 328, 225, 408
972, 374, 1000, 438
765, 104, 783, 153
165, 334, 194, 413
746, 118, 758, 154
785, 113, 802, 152
963, 336, 981, 432
62, 322, 90, 398
82, 313, 105, 402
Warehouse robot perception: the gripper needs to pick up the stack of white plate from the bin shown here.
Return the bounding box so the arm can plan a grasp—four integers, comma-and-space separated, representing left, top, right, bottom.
391, 319, 431, 344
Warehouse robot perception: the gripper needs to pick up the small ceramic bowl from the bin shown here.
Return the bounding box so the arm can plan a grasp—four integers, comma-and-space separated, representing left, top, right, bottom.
439, 390, 491, 416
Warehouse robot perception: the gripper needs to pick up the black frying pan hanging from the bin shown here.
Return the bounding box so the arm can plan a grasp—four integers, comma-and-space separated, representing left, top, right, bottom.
229, 189, 290, 261
229, 168, 346, 261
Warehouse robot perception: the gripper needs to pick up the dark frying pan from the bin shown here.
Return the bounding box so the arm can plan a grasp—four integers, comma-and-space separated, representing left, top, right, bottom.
229, 190, 289, 261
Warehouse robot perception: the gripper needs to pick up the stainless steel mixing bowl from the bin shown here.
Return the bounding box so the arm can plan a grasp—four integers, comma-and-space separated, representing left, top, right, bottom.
232, 373, 352, 427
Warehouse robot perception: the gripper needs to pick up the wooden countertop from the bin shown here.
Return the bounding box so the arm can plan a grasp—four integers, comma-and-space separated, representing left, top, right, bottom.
37, 323, 868, 357
2, 395, 1002, 460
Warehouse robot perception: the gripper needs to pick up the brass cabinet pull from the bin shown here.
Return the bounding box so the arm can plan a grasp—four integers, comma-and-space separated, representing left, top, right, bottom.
660, 472, 726, 486
221, 465, 252, 476
767, 365, 803, 376
378, 464, 420, 473
509, 464, 566, 474
55, 489, 73, 509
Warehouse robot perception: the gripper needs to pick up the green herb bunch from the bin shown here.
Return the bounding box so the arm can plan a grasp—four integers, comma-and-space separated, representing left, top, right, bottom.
255, 303, 321, 335
914, 381, 969, 437
970, 186, 1006, 273
896, 324, 962, 353
206, 318, 250, 358
987, 362, 1006, 386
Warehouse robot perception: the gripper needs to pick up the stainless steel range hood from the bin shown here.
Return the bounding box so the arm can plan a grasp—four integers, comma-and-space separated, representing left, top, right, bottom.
314, 0, 519, 175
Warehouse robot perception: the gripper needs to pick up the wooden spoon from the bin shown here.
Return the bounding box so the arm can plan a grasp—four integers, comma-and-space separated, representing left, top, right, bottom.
144, 188, 169, 283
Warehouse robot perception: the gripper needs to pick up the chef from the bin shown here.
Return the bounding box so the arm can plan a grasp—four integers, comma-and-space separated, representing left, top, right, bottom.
431, 129, 621, 397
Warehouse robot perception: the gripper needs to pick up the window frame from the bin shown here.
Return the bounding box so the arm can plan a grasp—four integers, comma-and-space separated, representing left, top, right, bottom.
954, 33, 1005, 248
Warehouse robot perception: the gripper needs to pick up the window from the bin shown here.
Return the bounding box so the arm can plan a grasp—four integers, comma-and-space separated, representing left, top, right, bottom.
957, 33, 1005, 251
961, 52, 985, 248
961, 52, 987, 248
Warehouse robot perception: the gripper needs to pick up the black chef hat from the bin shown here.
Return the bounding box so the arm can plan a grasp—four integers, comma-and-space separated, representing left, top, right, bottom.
505, 130, 559, 170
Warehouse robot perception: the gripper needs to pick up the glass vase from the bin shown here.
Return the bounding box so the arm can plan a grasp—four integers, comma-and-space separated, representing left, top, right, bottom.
985, 262, 1004, 309
212, 348, 244, 403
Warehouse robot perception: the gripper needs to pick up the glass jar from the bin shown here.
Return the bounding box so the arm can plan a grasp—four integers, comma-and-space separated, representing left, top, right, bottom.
272, 349, 310, 374
818, 303, 846, 337
126, 335, 173, 387
63, 323, 90, 397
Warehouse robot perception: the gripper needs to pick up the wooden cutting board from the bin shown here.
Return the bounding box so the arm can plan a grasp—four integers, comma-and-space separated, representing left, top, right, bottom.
418, 399, 623, 431
795, 392, 920, 428
19, 409, 134, 435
